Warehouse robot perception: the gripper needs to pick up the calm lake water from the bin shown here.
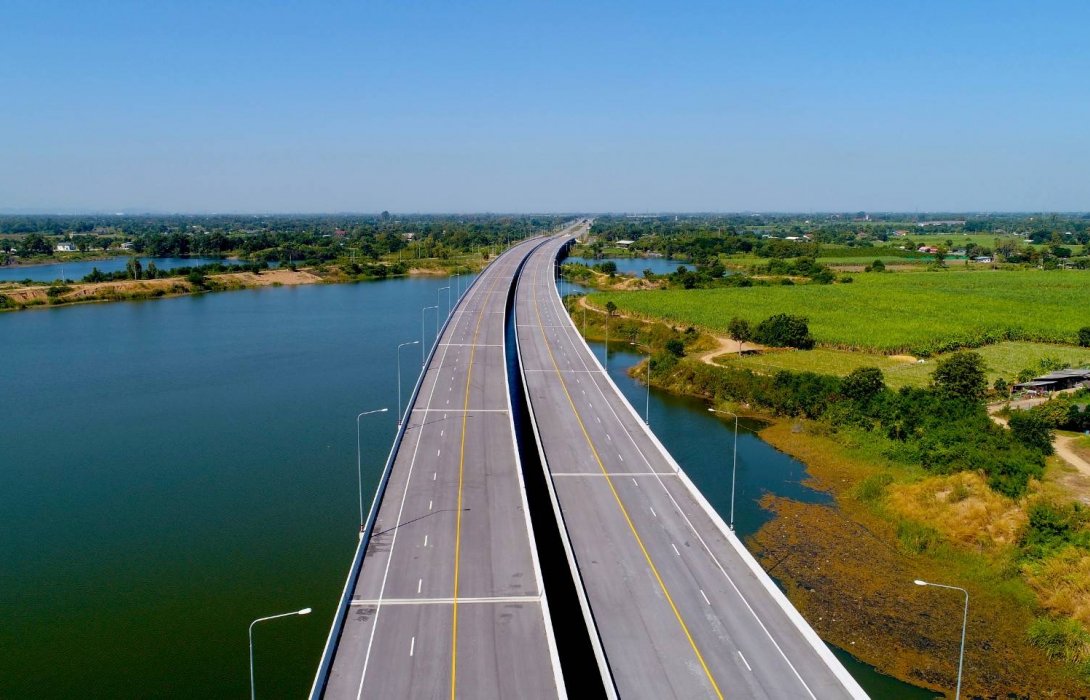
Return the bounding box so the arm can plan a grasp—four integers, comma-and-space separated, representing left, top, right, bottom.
1, 273, 931, 698
0, 257, 230, 282
566, 255, 690, 276
0, 276, 468, 698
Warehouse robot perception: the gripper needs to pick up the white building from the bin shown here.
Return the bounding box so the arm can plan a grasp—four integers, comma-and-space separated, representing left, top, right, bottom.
55, 241, 76, 252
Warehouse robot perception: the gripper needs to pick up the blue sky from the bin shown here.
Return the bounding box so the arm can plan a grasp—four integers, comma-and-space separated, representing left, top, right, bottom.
2, 1, 1088, 213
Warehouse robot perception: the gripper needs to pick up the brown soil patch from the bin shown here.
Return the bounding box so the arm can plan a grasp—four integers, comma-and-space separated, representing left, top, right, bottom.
1, 269, 322, 309
754, 421, 1089, 697
750, 497, 1083, 697
1047, 456, 1090, 506
886, 472, 1025, 550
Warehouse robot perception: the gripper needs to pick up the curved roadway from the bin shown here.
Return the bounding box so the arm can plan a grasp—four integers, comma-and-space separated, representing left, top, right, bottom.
514, 233, 868, 699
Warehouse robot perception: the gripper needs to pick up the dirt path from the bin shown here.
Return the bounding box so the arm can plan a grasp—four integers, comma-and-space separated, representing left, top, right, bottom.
575, 295, 762, 364
695, 336, 753, 365
986, 397, 1047, 427
988, 398, 1090, 483
1055, 435, 1090, 478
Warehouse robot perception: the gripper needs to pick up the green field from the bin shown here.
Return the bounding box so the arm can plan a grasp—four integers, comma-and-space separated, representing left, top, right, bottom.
591, 269, 1090, 355
816, 255, 931, 266
716, 342, 1090, 389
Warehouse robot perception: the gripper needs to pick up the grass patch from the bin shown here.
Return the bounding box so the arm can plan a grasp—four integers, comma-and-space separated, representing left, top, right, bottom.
714, 341, 1090, 389
1027, 616, 1090, 670
593, 269, 1090, 355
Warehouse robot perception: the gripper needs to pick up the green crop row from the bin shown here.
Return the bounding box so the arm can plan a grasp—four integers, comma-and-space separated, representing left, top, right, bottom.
590, 270, 1090, 356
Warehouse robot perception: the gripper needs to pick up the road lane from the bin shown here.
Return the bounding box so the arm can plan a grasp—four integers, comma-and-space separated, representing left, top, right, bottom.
320, 233, 569, 700
514, 231, 868, 699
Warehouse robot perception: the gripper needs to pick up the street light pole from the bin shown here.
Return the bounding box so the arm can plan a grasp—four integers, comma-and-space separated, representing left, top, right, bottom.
629, 341, 650, 425
707, 407, 740, 530
356, 408, 389, 533
438, 286, 451, 318
604, 319, 609, 370
249, 608, 311, 700
422, 305, 438, 365
914, 579, 969, 700
397, 341, 419, 427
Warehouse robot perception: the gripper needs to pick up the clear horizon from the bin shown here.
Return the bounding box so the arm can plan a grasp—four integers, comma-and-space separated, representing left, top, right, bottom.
3, 1, 1089, 213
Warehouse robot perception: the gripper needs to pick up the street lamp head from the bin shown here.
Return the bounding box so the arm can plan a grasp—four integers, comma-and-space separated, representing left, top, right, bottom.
298, 608, 312, 615
378, 408, 388, 412
914, 579, 928, 586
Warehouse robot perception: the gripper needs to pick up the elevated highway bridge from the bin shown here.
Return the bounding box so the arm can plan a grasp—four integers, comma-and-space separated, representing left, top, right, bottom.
311, 222, 866, 699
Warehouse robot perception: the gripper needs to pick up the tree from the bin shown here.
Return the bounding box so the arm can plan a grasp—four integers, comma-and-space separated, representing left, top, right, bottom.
931, 351, 987, 401
869, 259, 886, 272
125, 257, 143, 280
1078, 326, 1090, 347
726, 317, 753, 356
187, 269, 207, 289
664, 338, 685, 357
841, 367, 885, 403
605, 300, 617, 317
17, 233, 51, 256
754, 313, 815, 350
1008, 410, 1054, 455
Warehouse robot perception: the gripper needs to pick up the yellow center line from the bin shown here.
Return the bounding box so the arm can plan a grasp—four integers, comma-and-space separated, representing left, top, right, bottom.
451, 261, 510, 700
529, 254, 725, 699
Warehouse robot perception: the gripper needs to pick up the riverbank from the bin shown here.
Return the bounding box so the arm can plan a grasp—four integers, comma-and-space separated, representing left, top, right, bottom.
751, 420, 1086, 696
0, 268, 324, 310
0, 261, 483, 312
560, 294, 1090, 696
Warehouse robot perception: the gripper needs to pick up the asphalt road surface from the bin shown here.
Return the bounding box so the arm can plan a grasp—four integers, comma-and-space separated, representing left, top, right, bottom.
514, 233, 868, 700
322, 234, 569, 699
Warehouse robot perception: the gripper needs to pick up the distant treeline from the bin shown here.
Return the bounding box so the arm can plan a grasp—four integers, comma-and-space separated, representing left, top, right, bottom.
1, 214, 569, 261
584, 214, 1090, 269
82, 260, 266, 282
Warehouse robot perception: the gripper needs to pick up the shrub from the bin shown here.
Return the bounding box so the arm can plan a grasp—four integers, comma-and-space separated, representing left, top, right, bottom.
187, 270, 207, 288
897, 519, 941, 553
841, 367, 885, 403
1020, 501, 1090, 560
1080, 327, 1090, 348
664, 338, 685, 358
932, 351, 987, 401
1027, 616, 1090, 666
856, 472, 893, 502
45, 284, 72, 298
754, 313, 814, 350
1009, 410, 1055, 454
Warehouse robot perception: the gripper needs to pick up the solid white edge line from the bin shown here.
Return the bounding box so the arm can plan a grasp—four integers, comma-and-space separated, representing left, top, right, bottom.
354, 243, 510, 698
514, 235, 619, 700
504, 236, 569, 700
308, 245, 503, 699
